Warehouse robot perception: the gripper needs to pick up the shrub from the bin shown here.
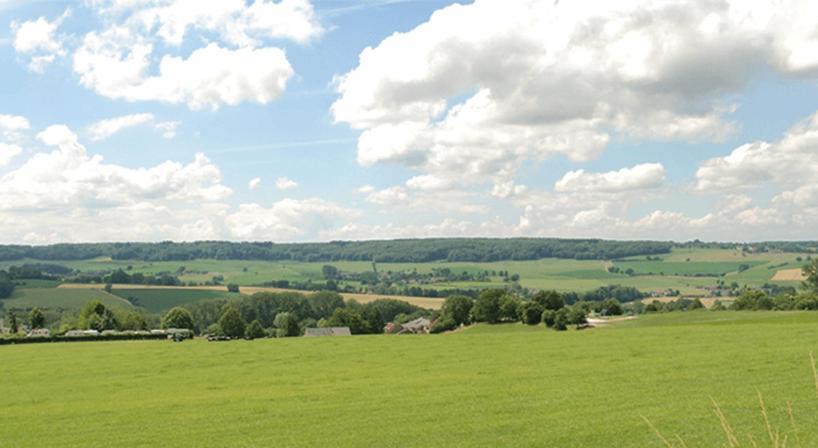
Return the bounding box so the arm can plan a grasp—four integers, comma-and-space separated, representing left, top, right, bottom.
567, 306, 588, 328
600, 298, 623, 316
541, 309, 556, 328
519, 301, 545, 325
430, 315, 457, 333
552, 308, 569, 331
227, 283, 240, 293
273, 312, 300, 337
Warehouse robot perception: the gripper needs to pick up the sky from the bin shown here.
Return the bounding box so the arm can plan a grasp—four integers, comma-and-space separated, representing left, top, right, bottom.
1, 0, 818, 244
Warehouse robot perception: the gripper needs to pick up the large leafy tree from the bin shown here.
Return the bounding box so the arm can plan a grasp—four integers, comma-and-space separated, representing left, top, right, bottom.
218, 305, 246, 339
162, 307, 195, 331
803, 259, 818, 292
471, 289, 504, 323
441, 295, 473, 325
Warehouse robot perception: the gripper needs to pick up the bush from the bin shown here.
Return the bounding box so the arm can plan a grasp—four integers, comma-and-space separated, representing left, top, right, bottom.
430, 315, 457, 333
227, 283, 240, 293
567, 306, 588, 328
245, 320, 266, 340
519, 301, 545, 325
600, 298, 623, 316
552, 308, 569, 331
162, 307, 195, 331
541, 309, 556, 328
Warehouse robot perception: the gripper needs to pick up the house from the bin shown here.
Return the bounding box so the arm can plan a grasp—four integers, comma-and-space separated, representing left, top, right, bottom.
26, 328, 50, 338
304, 327, 352, 337
398, 317, 431, 334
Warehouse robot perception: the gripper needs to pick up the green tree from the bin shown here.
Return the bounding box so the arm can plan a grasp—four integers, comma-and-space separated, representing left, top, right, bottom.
326, 308, 366, 334
552, 308, 569, 331
28, 307, 45, 329
245, 320, 266, 340
321, 265, 340, 280
541, 309, 556, 328
518, 301, 544, 325
7, 310, 18, 334
309, 291, 345, 319
273, 312, 300, 337
430, 315, 457, 333
162, 307, 195, 330
441, 295, 473, 325
0, 270, 14, 298
802, 259, 818, 292
79, 300, 118, 331
567, 306, 588, 329
218, 306, 246, 339
733, 290, 774, 310
600, 298, 623, 316
498, 294, 522, 322
227, 283, 240, 293
533, 290, 564, 311
471, 289, 504, 323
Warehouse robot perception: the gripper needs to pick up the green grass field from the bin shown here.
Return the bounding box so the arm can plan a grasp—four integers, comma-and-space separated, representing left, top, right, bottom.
109, 288, 243, 313
2, 286, 131, 311
2, 311, 817, 447
0, 248, 810, 305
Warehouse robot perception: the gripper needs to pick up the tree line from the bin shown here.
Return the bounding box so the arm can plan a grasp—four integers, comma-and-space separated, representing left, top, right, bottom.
0, 238, 673, 263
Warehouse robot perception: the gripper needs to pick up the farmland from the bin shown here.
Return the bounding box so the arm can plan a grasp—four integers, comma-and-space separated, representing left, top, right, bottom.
0, 248, 810, 298
2, 311, 818, 447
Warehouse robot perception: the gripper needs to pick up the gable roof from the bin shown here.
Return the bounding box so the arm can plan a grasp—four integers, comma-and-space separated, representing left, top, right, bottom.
304, 327, 352, 337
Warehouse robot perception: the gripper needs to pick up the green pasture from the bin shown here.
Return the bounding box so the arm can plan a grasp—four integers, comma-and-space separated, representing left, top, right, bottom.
2, 311, 818, 447
109, 288, 244, 313
1, 287, 130, 311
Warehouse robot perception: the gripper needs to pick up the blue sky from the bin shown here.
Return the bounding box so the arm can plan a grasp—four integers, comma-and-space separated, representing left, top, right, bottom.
1, 0, 818, 243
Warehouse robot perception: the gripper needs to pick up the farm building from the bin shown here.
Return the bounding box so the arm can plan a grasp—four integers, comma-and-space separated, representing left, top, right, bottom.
398, 317, 431, 334
304, 327, 352, 337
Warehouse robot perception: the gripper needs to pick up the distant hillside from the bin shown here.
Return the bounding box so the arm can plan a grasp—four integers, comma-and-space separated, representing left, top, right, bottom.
0, 239, 673, 262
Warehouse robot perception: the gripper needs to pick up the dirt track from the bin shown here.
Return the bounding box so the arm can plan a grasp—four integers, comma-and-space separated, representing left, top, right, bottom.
58, 283, 445, 310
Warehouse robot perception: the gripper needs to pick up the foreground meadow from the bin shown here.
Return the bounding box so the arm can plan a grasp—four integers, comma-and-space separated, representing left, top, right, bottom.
2, 312, 818, 447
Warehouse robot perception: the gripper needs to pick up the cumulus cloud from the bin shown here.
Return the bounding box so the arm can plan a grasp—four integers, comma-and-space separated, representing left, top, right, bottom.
87, 113, 155, 141
0, 114, 30, 140
0, 143, 22, 166
275, 176, 298, 190
225, 198, 359, 240
555, 163, 666, 194
0, 124, 231, 211
74, 41, 294, 110
11, 9, 70, 72
333, 0, 818, 194
696, 111, 818, 191
248, 177, 262, 190
64, 0, 321, 109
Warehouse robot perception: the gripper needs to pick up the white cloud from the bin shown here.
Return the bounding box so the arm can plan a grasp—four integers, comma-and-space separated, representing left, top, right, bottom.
696, 111, 818, 191
555, 163, 666, 194
225, 198, 359, 240
154, 120, 180, 139
356, 184, 374, 194
275, 176, 298, 190
67, 0, 321, 109
332, 0, 818, 195
87, 113, 155, 141
0, 124, 231, 211
11, 9, 70, 73
0, 143, 22, 166
0, 114, 30, 140
74, 41, 294, 110
365, 186, 408, 205
248, 177, 261, 190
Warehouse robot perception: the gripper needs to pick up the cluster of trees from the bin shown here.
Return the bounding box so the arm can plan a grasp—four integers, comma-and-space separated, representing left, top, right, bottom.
0, 270, 13, 299
0, 238, 673, 263
430, 289, 596, 333
644, 298, 705, 313
174, 291, 430, 338
71, 268, 181, 286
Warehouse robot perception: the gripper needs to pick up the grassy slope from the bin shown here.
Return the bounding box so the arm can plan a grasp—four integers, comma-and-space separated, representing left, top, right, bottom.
2, 287, 130, 311
2, 312, 818, 447
109, 288, 242, 313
